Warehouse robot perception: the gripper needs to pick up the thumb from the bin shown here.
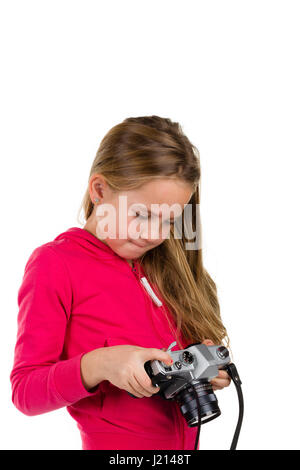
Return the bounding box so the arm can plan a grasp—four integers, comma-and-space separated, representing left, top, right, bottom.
143, 347, 173, 365
202, 339, 214, 346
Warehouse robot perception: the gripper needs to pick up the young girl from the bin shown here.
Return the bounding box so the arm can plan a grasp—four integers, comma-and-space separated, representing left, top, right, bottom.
10, 115, 231, 450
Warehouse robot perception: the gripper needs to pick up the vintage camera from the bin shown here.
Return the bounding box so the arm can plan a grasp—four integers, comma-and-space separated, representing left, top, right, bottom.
144, 341, 231, 427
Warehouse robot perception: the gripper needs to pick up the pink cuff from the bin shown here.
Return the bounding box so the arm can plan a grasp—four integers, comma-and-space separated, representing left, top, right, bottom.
52, 353, 100, 405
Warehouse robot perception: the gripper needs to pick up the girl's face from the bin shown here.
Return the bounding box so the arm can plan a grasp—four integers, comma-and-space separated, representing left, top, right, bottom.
87, 177, 194, 261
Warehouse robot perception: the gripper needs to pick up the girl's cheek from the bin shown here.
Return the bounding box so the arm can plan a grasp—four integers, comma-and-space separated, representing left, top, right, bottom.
119, 215, 171, 244
114, 215, 136, 240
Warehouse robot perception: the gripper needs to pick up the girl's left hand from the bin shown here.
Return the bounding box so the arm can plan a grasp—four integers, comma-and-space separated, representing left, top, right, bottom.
202, 339, 231, 391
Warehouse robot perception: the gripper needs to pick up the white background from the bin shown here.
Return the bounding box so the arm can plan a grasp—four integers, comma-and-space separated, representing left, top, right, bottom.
1, 0, 299, 450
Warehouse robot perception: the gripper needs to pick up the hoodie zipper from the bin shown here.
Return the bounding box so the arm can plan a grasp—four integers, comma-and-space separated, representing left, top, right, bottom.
131, 261, 174, 346
129, 261, 164, 341
129, 260, 182, 349
130, 260, 185, 449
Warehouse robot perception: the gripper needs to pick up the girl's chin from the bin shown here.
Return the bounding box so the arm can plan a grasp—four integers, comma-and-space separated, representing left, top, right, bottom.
107, 240, 145, 258
106, 238, 157, 257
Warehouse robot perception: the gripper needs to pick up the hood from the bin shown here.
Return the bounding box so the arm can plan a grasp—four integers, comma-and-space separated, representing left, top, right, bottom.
53, 227, 146, 277
54, 227, 158, 299
54, 226, 122, 261
53, 227, 166, 312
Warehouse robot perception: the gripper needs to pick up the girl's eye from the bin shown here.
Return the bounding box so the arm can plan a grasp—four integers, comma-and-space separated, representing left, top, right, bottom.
163, 219, 175, 225
135, 212, 175, 226
135, 212, 148, 220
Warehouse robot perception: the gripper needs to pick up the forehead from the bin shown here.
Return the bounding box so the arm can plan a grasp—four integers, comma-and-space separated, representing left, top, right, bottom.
131, 178, 192, 203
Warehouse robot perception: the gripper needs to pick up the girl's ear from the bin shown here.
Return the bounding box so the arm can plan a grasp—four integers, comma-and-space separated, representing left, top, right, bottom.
96, 183, 103, 198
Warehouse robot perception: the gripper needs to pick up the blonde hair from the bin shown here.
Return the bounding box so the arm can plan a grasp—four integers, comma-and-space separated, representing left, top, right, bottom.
78, 116, 230, 350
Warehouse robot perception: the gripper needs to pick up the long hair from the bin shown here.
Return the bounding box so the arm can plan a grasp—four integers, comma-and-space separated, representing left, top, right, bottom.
77, 116, 229, 350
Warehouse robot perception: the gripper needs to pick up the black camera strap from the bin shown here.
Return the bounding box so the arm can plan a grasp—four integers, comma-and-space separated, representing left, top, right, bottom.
225, 363, 244, 450
190, 362, 244, 450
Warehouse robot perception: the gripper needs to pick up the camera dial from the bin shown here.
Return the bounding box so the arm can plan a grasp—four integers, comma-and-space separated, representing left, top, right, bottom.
181, 351, 194, 365
216, 346, 229, 360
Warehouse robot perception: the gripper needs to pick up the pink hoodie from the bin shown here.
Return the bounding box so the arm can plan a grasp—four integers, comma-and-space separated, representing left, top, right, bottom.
10, 227, 198, 450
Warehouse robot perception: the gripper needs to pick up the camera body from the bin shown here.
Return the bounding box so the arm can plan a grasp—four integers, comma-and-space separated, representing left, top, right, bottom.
144, 342, 231, 427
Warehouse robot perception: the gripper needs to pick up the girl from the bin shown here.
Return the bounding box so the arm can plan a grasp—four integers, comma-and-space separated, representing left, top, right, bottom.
10, 115, 231, 450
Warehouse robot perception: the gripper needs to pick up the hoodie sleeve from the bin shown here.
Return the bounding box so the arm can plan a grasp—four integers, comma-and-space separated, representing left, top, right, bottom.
10, 244, 100, 416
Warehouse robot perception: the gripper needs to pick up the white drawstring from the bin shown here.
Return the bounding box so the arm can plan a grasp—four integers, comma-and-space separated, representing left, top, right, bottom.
140, 276, 163, 307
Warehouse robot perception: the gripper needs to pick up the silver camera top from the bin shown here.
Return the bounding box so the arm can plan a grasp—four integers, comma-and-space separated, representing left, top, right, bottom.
150, 341, 231, 399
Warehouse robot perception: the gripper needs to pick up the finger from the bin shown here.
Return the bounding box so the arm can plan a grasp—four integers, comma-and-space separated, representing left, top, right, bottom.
211, 375, 231, 385
141, 347, 173, 366
126, 381, 144, 398
217, 370, 231, 380
135, 371, 160, 396
202, 339, 214, 346
211, 377, 231, 388
212, 381, 229, 389
131, 373, 154, 397
212, 384, 224, 391
131, 375, 153, 397
214, 371, 231, 385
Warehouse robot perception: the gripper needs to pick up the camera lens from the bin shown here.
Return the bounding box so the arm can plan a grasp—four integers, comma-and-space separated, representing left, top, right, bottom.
175, 379, 221, 427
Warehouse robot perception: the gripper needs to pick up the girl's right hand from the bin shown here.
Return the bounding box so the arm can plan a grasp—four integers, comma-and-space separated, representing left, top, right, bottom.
98, 344, 173, 398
